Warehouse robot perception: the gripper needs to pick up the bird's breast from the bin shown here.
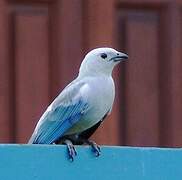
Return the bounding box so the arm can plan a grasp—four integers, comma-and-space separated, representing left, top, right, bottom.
88, 77, 115, 115
81, 77, 115, 126
65, 76, 115, 135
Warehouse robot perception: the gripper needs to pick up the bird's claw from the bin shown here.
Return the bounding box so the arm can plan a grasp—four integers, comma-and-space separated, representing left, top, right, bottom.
64, 138, 101, 161
88, 140, 101, 157
64, 139, 77, 161
67, 144, 77, 161
92, 143, 101, 157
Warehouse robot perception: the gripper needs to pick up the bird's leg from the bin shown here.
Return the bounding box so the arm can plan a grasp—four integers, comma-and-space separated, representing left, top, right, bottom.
85, 139, 101, 157
74, 137, 101, 157
63, 139, 77, 162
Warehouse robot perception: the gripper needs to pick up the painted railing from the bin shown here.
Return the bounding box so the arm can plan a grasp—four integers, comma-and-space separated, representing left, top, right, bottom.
0, 144, 181, 180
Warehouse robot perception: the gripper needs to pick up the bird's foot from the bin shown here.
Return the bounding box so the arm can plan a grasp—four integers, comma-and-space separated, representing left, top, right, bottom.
86, 140, 101, 157
64, 139, 77, 162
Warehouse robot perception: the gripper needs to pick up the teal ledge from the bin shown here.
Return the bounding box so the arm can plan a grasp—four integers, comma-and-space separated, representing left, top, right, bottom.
0, 144, 182, 180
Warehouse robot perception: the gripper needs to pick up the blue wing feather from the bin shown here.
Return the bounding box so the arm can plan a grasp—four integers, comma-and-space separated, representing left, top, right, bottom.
31, 99, 88, 144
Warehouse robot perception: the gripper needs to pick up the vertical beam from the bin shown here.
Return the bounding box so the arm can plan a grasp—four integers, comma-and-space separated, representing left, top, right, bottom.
49, 0, 84, 99
83, 0, 116, 49
83, 0, 121, 145
14, 10, 50, 143
0, 0, 13, 142
124, 12, 160, 146
159, 3, 182, 146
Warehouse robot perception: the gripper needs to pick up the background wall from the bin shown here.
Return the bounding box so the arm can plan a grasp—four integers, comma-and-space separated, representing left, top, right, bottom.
0, 0, 181, 147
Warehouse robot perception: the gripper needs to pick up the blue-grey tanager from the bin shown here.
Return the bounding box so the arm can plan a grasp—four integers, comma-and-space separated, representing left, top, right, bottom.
28, 47, 128, 161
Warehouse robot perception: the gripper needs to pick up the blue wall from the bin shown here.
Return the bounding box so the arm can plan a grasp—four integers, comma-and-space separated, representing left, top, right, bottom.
0, 145, 182, 180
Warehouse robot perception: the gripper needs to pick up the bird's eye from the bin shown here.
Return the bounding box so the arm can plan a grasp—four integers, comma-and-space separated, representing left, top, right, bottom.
100, 53, 107, 59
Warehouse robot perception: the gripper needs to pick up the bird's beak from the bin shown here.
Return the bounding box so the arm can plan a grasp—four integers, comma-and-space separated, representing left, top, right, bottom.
110, 53, 129, 62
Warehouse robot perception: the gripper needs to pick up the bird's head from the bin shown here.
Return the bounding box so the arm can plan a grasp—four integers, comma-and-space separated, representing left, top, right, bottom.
79, 47, 128, 77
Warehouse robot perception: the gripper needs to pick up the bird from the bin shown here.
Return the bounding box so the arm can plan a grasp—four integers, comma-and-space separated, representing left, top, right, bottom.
28, 47, 128, 161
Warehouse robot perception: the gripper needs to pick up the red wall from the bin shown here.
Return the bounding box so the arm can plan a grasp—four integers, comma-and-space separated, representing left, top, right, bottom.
0, 0, 182, 147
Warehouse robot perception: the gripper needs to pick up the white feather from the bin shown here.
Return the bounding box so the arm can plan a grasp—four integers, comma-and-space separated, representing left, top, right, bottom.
29, 47, 128, 143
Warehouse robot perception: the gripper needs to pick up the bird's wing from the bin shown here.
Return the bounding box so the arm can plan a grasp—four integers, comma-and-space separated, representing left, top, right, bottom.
28, 81, 89, 144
